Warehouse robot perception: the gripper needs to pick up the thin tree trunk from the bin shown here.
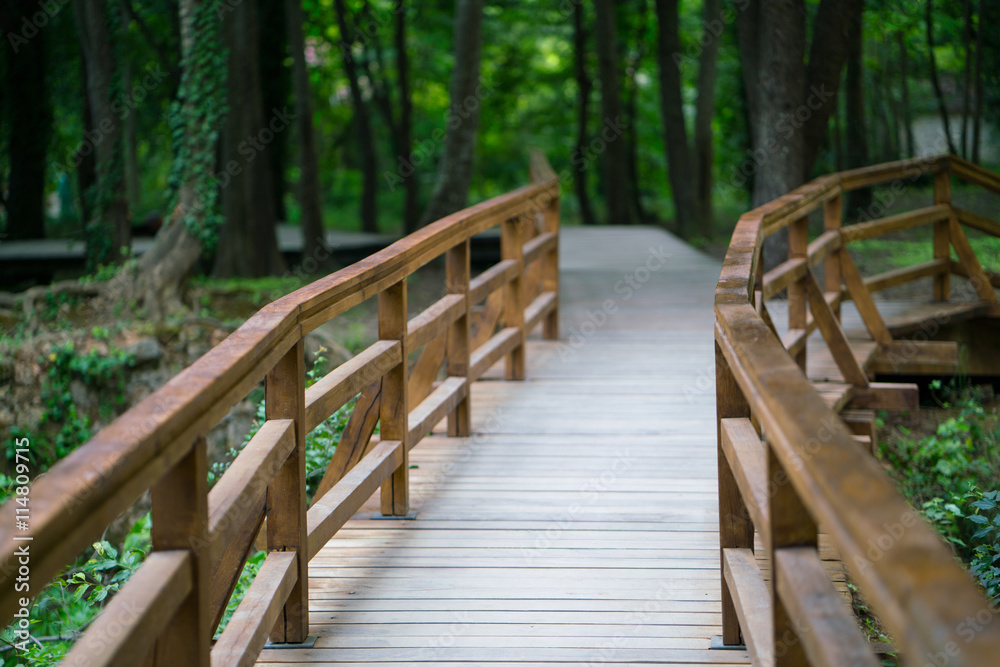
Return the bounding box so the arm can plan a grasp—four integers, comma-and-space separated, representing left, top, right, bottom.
572, 0, 597, 226
419, 0, 486, 226
653, 0, 697, 234
898, 31, 915, 157
334, 0, 379, 232
286, 0, 328, 261
624, 0, 650, 223
961, 0, 972, 158
845, 1, 869, 215
259, 0, 290, 222
76, 58, 97, 235
694, 0, 722, 233
123, 61, 141, 218
73, 0, 130, 267
926, 0, 958, 155
4, 3, 52, 240
395, 0, 419, 234
972, 0, 983, 163
213, 0, 285, 277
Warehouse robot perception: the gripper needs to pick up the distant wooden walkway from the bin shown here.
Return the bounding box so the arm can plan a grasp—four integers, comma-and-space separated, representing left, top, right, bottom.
256, 227, 750, 665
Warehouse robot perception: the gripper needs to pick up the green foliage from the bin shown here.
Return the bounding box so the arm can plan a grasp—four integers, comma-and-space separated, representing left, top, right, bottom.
21, 341, 135, 470
0, 515, 150, 664
879, 382, 1000, 604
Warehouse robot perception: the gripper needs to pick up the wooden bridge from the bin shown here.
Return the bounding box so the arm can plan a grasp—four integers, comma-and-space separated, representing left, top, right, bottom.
2, 154, 1000, 666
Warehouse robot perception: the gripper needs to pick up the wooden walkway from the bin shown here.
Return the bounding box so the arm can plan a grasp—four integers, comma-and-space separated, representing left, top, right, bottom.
258, 227, 751, 666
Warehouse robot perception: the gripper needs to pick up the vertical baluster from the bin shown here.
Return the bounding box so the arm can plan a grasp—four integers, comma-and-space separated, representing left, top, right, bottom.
379, 280, 410, 515
824, 195, 843, 320
151, 436, 210, 665
266, 339, 308, 643
447, 240, 471, 437
933, 170, 952, 301
542, 191, 560, 340
769, 444, 817, 667
716, 343, 753, 646
788, 217, 808, 371
502, 216, 526, 380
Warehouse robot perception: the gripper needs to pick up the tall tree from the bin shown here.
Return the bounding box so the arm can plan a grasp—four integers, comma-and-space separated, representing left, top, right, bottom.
419, 0, 485, 227
334, 0, 379, 233
3, 1, 53, 240
593, 0, 632, 226
738, 0, 859, 269
693, 0, 722, 231
971, 0, 984, 163
654, 0, 698, 236
286, 0, 328, 260
259, 0, 290, 222
845, 1, 869, 214
960, 0, 972, 158
623, 0, 650, 223
926, 0, 957, 155
73, 0, 131, 267
572, 0, 597, 226
213, 0, 285, 277
394, 0, 419, 233
897, 31, 915, 158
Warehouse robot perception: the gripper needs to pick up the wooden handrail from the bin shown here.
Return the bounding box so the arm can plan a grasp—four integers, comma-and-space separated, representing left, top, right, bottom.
0, 153, 560, 665
715, 155, 1000, 666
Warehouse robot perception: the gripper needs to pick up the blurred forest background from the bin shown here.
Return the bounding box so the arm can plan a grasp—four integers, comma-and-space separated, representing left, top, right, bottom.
0, 0, 997, 287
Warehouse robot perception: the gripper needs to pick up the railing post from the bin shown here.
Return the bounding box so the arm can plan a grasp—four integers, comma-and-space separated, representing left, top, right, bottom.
715, 343, 753, 646
379, 280, 410, 514
788, 217, 808, 371
447, 240, 471, 437
502, 215, 526, 380
541, 191, 560, 340
824, 195, 842, 320
768, 445, 818, 666
150, 436, 210, 666
265, 339, 309, 643
933, 170, 952, 301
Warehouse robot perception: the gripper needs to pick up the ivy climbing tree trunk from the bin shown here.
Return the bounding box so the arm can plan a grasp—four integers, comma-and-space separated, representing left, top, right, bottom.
419, 0, 486, 227
114, 0, 227, 319
73, 0, 131, 267
286, 0, 328, 261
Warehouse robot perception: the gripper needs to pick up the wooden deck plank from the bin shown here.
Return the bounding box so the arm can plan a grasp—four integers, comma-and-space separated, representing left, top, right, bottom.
257, 228, 747, 665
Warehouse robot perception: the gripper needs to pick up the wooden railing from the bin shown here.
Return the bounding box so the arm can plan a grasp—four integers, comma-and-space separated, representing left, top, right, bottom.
715, 154, 1000, 666
0, 154, 560, 665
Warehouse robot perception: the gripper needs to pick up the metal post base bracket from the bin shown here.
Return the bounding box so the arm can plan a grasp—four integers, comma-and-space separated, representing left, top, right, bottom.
711, 636, 747, 651
264, 636, 318, 649
372, 511, 418, 520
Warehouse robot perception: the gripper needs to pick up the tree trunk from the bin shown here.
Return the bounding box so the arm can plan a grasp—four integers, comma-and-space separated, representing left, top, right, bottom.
4, 3, 52, 240
76, 58, 97, 235
593, 0, 632, 226
334, 0, 379, 232
801, 0, 859, 176
652, 0, 696, 234
845, 0, 869, 216
897, 31, 915, 158
213, 0, 285, 277
572, 0, 597, 226
419, 0, 485, 227
926, 0, 958, 155
694, 0, 722, 233
751, 0, 806, 271
624, 0, 650, 223
961, 0, 972, 158
123, 61, 141, 217
286, 0, 328, 262
971, 0, 983, 163
73, 0, 130, 268
122, 0, 226, 320
395, 0, 419, 234
259, 0, 290, 222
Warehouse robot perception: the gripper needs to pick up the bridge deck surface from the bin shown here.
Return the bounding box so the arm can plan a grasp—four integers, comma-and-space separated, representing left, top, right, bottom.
257, 227, 749, 666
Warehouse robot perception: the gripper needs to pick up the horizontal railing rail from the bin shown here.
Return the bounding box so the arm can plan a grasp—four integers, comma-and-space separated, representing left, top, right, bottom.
716, 154, 1000, 666
0, 153, 560, 665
